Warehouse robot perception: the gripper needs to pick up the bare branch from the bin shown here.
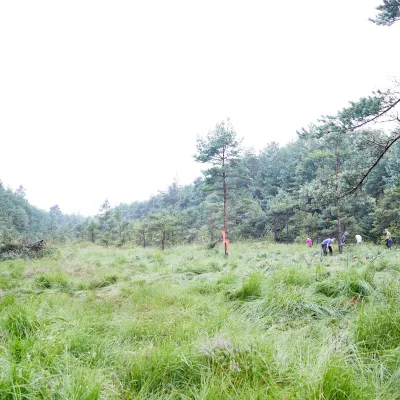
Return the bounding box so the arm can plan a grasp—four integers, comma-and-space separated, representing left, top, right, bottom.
348, 98, 400, 131
340, 134, 400, 197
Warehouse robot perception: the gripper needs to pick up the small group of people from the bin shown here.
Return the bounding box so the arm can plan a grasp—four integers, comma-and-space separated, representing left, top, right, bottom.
341, 231, 362, 248
305, 228, 393, 256
320, 233, 360, 256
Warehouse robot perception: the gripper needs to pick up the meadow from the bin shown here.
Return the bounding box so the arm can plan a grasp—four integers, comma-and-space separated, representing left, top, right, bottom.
0, 241, 399, 399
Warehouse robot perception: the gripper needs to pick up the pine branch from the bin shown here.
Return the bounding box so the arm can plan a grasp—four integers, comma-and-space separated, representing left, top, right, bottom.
340, 133, 400, 197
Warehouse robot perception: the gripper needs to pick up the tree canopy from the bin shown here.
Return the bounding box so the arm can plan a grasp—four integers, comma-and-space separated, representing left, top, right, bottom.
370, 0, 400, 25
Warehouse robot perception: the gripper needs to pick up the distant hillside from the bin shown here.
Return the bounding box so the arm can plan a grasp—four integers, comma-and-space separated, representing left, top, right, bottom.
0, 181, 84, 246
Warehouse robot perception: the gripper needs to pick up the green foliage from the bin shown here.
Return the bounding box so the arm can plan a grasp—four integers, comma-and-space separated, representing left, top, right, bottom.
147, 213, 180, 250
4, 88, 400, 253
88, 274, 118, 289
354, 280, 400, 352
229, 272, 263, 300
372, 187, 400, 241
319, 358, 371, 399
370, 0, 400, 25
0, 242, 398, 397
195, 119, 242, 167
4, 306, 40, 339
194, 119, 243, 254
355, 302, 400, 352
315, 267, 375, 299
34, 271, 70, 290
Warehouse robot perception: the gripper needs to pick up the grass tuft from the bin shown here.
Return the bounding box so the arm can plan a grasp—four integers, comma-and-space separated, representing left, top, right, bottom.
228, 272, 263, 300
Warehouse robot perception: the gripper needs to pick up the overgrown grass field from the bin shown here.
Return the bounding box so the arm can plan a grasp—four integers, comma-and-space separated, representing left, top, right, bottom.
0, 241, 399, 399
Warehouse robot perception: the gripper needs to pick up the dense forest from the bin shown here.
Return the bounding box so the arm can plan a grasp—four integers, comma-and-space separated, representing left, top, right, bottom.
88, 122, 400, 248
0, 181, 84, 247
2, 113, 400, 250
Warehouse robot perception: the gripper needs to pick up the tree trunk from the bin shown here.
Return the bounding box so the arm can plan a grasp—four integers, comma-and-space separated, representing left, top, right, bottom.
336, 149, 342, 254
210, 210, 214, 242
286, 221, 289, 245
162, 230, 165, 250
223, 171, 228, 256
143, 229, 146, 248
337, 197, 342, 254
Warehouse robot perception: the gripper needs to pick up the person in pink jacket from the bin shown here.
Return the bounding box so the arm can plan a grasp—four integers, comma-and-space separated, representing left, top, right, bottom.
306, 237, 313, 247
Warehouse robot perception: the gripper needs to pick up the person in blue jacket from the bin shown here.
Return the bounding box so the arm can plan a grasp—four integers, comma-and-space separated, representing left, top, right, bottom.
321, 238, 335, 256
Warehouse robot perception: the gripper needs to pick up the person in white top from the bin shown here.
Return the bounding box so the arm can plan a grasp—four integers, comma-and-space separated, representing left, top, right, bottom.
384, 229, 392, 248
355, 233, 362, 246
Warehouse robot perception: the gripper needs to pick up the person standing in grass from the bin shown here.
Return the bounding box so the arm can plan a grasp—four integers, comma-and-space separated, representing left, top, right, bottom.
385, 229, 393, 248
341, 231, 348, 248
355, 233, 362, 246
306, 237, 313, 247
321, 238, 334, 256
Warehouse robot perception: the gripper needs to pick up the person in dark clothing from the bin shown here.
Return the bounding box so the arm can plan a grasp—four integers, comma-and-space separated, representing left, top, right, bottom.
341, 231, 348, 248
321, 238, 335, 256
385, 229, 393, 248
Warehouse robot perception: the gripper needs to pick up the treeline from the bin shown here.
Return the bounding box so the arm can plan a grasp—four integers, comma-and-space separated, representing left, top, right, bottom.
2, 126, 400, 249
0, 181, 84, 247
2, 126, 400, 250
76, 126, 400, 248
1, 0, 399, 250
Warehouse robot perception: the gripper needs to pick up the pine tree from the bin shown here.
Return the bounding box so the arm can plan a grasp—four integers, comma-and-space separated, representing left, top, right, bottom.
194, 119, 242, 255
370, 0, 400, 25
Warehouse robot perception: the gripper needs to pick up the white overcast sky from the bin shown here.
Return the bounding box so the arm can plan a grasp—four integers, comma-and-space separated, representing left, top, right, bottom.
1, 0, 399, 216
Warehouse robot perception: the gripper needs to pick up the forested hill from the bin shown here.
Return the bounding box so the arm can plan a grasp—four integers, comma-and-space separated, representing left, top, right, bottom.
3, 123, 400, 249
0, 181, 84, 246
80, 124, 400, 248
1, 0, 400, 251
87, 0, 400, 249
2, 124, 400, 250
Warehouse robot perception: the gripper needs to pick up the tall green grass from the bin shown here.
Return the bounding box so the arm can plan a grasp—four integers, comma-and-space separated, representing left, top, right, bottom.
0, 241, 398, 398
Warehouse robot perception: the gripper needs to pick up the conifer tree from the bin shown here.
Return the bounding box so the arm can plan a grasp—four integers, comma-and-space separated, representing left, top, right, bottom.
370, 0, 400, 25
195, 119, 242, 255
